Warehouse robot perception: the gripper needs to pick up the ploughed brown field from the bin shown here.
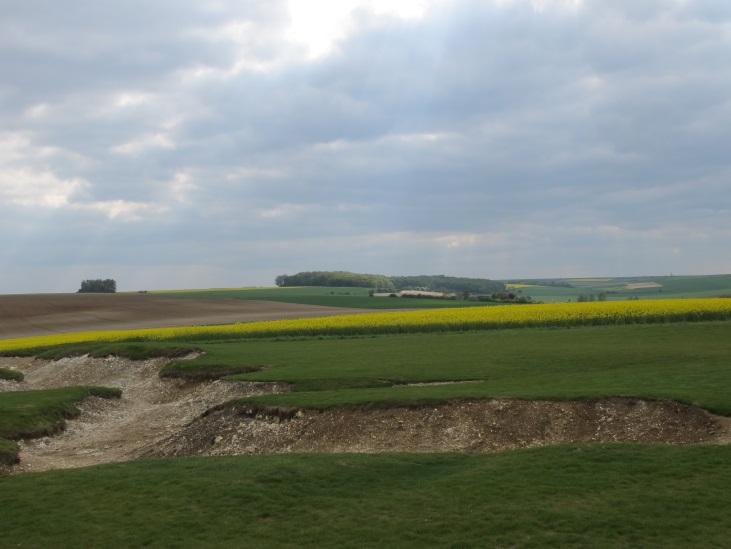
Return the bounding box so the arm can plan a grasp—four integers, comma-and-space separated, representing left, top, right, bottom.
0, 293, 368, 339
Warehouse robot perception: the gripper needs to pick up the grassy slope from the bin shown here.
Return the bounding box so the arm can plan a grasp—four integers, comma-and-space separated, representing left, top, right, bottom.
510, 274, 731, 302
4, 342, 201, 361
222, 322, 731, 414
151, 286, 490, 309
0, 367, 23, 381
0, 387, 121, 464
155, 276, 731, 305
0, 438, 19, 466
1, 446, 730, 548
35, 321, 731, 415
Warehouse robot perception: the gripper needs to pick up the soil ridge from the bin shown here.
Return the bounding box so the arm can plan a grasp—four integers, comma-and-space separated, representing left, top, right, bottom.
151, 397, 731, 457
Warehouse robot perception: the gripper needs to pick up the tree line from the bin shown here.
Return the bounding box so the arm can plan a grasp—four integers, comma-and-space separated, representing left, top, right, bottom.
275, 271, 504, 294
275, 271, 394, 289
390, 275, 504, 294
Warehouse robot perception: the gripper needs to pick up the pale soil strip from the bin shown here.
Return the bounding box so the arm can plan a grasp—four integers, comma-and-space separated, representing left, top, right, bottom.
396, 380, 483, 388
625, 282, 662, 290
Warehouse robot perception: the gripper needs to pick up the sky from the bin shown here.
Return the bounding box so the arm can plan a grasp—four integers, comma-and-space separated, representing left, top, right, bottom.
2, 0, 730, 292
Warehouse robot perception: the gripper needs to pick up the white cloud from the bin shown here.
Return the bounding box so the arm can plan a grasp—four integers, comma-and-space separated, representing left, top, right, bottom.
495, 0, 583, 11
257, 203, 313, 219
0, 168, 88, 208
0, 167, 164, 221
225, 167, 288, 181
0, 132, 169, 221
111, 132, 176, 155
76, 199, 167, 221
0, 133, 90, 208
167, 171, 197, 203
286, 0, 432, 59
113, 92, 153, 109
24, 103, 51, 119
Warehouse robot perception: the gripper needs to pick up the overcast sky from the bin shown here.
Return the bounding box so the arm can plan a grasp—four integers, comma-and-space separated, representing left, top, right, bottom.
2, 0, 730, 292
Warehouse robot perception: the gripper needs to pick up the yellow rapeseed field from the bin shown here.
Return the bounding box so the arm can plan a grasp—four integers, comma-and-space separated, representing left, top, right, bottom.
1, 298, 730, 352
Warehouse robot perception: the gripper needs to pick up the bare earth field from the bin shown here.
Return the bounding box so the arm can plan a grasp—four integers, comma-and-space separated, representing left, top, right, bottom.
0, 293, 369, 339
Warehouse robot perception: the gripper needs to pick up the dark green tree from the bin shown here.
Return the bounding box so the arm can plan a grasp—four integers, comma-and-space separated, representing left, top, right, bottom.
78, 279, 117, 293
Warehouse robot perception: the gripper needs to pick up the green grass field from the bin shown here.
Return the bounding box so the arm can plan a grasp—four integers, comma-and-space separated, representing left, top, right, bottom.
22, 321, 731, 415
1, 446, 730, 548
505, 274, 731, 302
151, 286, 491, 309
0, 387, 120, 464
154, 275, 731, 307
0, 437, 19, 466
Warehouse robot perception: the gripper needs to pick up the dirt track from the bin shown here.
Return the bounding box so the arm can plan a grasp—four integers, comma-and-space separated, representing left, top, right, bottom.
0, 293, 368, 339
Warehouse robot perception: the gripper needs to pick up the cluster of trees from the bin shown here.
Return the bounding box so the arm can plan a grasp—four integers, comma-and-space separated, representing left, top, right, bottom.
275, 271, 394, 289
78, 279, 117, 293
478, 291, 534, 304
275, 271, 505, 294
391, 275, 504, 294
576, 293, 608, 302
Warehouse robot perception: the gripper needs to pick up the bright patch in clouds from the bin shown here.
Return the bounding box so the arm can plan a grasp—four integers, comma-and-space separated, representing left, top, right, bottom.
113, 92, 152, 109
0, 133, 88, 208
80, 200, 167, 221
0, 169, 88, 208
111, 133, 176, 155
24, 103, 50, 119
168, 172, 197, 204
286, 0, 431, 58
495, 0, 583, 10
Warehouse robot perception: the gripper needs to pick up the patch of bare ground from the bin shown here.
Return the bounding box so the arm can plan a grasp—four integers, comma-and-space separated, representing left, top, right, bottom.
151, 398, 731, 458
0, 293, 371, 339
0, 355, 287, 473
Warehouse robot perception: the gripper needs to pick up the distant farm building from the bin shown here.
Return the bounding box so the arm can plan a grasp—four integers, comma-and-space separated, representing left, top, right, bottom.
373, 290, 457, 299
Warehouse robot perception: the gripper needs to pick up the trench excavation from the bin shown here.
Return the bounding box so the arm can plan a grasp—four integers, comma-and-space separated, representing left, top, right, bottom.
1, 356, 729, 473
151, 397, 731, 457
0, 355, 287, 473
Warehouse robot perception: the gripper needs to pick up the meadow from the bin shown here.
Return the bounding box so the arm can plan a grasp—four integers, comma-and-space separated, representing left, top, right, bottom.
19, 321, 731, 415
151, 285, 486, 309
1, 446, 730, 547
506, 274, 731, 302
154, 274, 731, 307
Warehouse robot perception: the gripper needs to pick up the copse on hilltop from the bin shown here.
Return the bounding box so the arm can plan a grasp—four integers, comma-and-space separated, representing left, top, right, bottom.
275, 271, 395, 289
275, 271, 505, 294
78, 279, 117, 293
390, 275, 504, 294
